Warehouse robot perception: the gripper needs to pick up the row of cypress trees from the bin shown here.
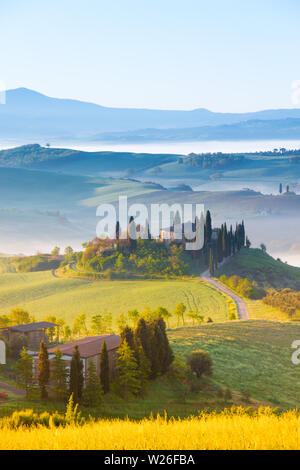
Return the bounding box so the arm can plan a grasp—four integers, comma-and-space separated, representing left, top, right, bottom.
37, 317, 174, 403
200, 210, 246, 276
37, 340, 110, 404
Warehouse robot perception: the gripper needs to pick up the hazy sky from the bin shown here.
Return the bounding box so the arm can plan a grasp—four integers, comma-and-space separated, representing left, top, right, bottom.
1, 0, 300, 112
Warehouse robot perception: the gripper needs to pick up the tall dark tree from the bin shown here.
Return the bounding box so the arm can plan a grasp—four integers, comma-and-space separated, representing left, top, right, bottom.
222, 223, 228, 257
148, 321, 163, 378
38, 340, 50, 399
209, 248, 214, 277
100, 340, 110, 394
205, 210, 212, 245
279, 183, 282, 194
69, 344, 84, 403
116, 340, 141, 398
134, 318, 151, 361
155, 317, 174, 374
241, 220, 245, 247
16, 347, 34, 398
217, 228, 223, 263
120, 325, 136, 352
83, 359, 103, 406
51, 348, 68, 401
115, 220, 120, 240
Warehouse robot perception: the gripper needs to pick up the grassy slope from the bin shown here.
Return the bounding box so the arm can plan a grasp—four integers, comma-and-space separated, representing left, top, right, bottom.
0, 372, 249, 421
146, 156, 300, 181
169, 320, 300, 408
0, 272, 230, 326
217, 247, 300, 289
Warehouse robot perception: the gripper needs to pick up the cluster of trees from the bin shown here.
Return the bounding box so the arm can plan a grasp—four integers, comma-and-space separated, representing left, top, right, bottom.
0, 309, 74, 357
219, 275, 265, 300
190, 210, 246, 277
79, 238, 188, 277
79, 210, 246, 280
184, 153, 245, 169
116, 303, 214, 331
262, 288, 300, 317
0, 307, 34, 328
15, 315, 175, 405
13, 256, 61, 273
11, 247, 75, 273
116, 316, 174, 397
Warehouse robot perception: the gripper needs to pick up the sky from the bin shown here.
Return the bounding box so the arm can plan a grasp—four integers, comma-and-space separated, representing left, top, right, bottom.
1, 0, 300, 112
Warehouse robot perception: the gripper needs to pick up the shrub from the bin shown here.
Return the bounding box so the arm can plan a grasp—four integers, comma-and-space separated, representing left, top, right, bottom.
241, 390, 251, 403
228, 310, 236, 321
224, 388, 232, 400
187, 350, 213, 378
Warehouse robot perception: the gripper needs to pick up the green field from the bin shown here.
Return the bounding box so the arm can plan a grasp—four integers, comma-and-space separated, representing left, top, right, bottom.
169, 320, 300, 408
217, 248, 300, 289
246, 299, 295, 322
0, 271, 231, 327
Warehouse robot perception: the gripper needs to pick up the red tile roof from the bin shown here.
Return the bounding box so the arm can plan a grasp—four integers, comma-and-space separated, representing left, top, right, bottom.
48, 335, 120, 358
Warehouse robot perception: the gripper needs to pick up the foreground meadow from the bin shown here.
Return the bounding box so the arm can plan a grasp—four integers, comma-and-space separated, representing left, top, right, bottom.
169, 320, 300, 408
0, 409, 299, 450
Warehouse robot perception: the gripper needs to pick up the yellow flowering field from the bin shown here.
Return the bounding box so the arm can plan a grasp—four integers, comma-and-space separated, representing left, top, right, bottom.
0, 408, 299, 450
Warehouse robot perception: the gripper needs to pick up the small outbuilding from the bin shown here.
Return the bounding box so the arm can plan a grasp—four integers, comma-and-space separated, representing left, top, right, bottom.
0, 321, 59, 349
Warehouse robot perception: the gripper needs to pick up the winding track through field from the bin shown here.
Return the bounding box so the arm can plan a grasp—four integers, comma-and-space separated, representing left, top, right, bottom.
201, 263, 250, 320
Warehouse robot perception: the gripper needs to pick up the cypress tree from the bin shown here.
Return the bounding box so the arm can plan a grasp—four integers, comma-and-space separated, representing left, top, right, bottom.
69, 344, 84, 404
209, 248, 214, 277
116, 340, 141, 398
137, 346, 151, 395
222, 223, 228, 257
134, 318, 152, 361
241, 220, 245, 247
229, 225, 233, 256
155, 317, 174, 374
217, 228, 223, 262
51, 348, 68, 401
148, 321, 162, 378
16, 347, 34, 398
100, 340, 110, 394
83, 359, 103, 406
205, 210, 212, 244
38, 340, 50, 399
115, 220, 120, 240
120, 325, 136, 352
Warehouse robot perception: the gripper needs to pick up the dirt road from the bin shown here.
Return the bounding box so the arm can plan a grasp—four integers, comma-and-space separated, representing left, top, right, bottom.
201, 267, 250, 320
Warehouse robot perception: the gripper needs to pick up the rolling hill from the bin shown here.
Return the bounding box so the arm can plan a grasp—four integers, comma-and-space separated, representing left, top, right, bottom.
95, 118, 300, 143
217, 248, 300, 289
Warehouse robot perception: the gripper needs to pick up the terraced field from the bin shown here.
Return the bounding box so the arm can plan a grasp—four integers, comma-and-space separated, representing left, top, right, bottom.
0, 271, 231, 327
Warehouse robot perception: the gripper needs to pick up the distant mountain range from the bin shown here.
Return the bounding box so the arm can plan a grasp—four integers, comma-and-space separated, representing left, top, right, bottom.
95, 118, 300, 143
1, 88, 300, 142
